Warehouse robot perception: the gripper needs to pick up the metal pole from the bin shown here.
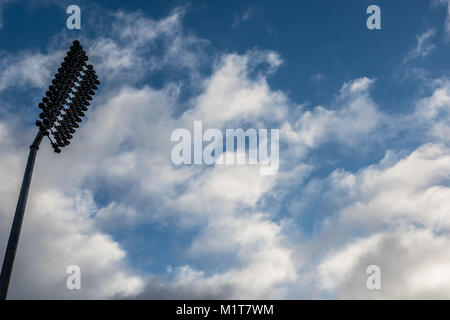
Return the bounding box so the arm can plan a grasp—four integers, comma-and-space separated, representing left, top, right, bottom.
0, 131, 44, 300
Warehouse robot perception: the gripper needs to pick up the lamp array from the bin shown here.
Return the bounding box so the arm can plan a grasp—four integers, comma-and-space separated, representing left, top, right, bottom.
35, 40, 100, 153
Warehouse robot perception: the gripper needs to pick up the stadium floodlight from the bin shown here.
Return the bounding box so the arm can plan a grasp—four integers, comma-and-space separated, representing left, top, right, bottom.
0, 40, 100, 300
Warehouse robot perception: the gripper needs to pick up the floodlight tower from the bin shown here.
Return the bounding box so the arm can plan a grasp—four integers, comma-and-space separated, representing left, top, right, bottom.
0, 40, 100, 300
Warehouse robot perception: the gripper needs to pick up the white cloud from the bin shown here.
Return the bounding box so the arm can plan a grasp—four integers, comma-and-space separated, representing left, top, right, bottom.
404, 29, 436, 63
445, 1, 450, 39
1, 3, 449, 300
0, 12, 296, 298
0, 121, 144, 299
165, 213, 297, 299
0, 7, 201, 299
232, 7, 255, 28
184, 51, 287, 128
88, 7, 208, 85
0, 51, 60, 91
318, 227, 450, 299
305, 140, 450, 298
435, 0, 450, 40
280, 78, 450, 299
415, 79, 450, 141
311, 73, 325, 82
340, 77, 376, 95
281, 77, 381, 147
337, 143, 450, 231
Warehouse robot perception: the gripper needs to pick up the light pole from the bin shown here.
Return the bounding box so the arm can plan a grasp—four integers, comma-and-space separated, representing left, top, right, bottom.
0, 40, 100, 300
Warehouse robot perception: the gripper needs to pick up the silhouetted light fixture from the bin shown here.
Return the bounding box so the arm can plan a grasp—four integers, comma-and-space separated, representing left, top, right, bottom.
0, 40, 100, 299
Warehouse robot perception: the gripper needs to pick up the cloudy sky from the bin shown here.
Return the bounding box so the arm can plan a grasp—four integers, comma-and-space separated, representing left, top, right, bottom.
0, 0, 449, 299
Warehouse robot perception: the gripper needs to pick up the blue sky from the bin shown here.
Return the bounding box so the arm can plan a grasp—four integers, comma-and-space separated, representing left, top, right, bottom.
0, 0, 450, 299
